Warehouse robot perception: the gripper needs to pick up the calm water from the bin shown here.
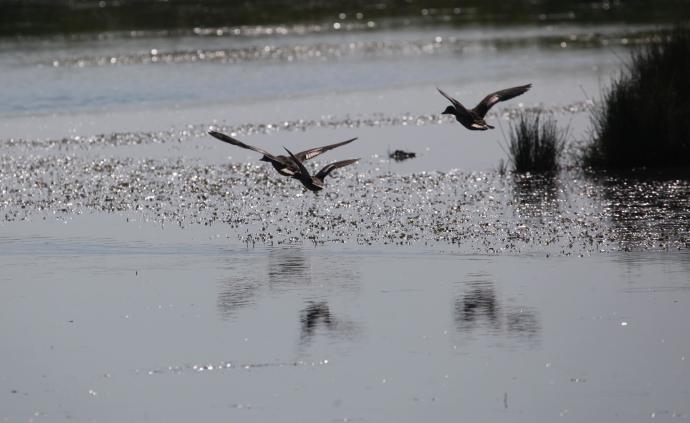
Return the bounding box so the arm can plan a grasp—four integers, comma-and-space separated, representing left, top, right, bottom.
1, 10, 689, 423
1, 235, 689, 422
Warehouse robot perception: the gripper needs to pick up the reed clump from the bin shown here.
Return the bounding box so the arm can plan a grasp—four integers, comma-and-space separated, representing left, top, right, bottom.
584, 27, 690, 169
508, 111, 565, 174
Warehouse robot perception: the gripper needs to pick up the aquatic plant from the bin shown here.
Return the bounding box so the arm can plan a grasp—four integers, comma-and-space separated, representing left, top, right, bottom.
508, 111, 565, 174
584, 27, 690, 169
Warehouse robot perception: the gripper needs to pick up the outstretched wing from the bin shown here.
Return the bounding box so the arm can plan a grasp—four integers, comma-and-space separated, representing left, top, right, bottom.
315, 159, 359, 181
437, 87, 470, 114
295, 137, 358, 162
472, 84, 532, 117
209, 130, 278, 160
283, 147, 312, 183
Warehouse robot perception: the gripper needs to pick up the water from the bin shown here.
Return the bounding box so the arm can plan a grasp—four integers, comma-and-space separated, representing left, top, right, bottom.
1, 239, 689, 422
1, 7, 689, 422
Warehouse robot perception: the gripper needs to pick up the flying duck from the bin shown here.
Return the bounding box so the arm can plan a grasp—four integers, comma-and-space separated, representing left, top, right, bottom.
283, 147, 359, 192
438, 84, 532, 130
209, 130, 356, 177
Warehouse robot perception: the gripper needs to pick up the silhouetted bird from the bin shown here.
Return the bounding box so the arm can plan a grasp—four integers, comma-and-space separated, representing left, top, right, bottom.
209, 130, 356, 177
438, 84, 531, 130
283, 147, 359, 192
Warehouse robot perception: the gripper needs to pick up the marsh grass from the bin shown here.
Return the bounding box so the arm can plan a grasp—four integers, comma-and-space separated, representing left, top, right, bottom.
508, 111, 565, 174
584, 27, 690, 169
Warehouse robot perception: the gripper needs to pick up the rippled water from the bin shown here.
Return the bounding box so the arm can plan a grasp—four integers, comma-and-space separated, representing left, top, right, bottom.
1, 17, 689, 423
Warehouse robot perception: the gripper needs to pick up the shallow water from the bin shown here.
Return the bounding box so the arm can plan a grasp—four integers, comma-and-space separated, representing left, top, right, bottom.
1, 14, 689, 423
1, 239, 689, 422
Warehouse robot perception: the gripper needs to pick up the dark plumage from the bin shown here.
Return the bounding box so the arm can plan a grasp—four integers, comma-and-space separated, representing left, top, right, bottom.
438, 84, 532, 130
283, 147, 359, 192
208, 130, 356, 177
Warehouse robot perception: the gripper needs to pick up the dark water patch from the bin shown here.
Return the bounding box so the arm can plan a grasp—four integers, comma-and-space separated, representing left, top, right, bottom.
1, 0, 686, 38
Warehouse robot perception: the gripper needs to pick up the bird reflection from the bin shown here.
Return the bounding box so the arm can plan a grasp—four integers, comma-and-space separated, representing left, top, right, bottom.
217, 276, 258, 319
298, 301, 360, 349
454, 275, 540, 344
455, 280, 500, 332
268, 247, 311, 287
300, 301, 334, 341
217, 247, 311, 319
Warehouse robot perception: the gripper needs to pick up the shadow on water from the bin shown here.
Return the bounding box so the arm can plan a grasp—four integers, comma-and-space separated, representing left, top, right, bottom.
592, 171, 690, 251
454, 273, 540, 345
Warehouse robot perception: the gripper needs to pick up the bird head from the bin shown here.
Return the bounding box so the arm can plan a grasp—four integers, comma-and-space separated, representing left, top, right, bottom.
259, 155, 270, 162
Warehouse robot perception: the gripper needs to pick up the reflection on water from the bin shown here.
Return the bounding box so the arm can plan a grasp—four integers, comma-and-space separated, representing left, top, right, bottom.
511, 173, 561, 219
217, 246, 361, 351
300, 301, 334, 339
596, 173, 690, 251
217, 257, 260, 319
218, 248, 311, 318
454, 277, 500, 333
298, 301, 361, 350
455, 274, 540, 344
268, 247, 311, 287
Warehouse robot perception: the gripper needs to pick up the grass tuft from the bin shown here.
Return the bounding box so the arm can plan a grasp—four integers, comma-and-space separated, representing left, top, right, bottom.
584, 27, 690, 169
508, 111, 565, 174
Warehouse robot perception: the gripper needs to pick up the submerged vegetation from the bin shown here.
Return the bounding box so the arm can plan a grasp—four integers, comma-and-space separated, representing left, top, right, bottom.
584, 27, 690, 169
508, 112, 566, 174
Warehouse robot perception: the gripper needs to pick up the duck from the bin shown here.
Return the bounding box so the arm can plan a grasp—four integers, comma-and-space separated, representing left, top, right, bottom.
438, 84, 531, 130
283, 147, 359, 192
209, 130, 356, 177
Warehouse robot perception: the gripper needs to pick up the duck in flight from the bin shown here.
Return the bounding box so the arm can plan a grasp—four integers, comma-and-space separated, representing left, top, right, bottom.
437, 84, 532, 130
283, 147, 359, 192
208, 130, 356, 177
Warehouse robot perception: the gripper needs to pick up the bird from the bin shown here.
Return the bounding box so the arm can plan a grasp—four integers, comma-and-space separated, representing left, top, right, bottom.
283, 147, 359, 192
437, 84, 531, 130
208, 130, 356, 177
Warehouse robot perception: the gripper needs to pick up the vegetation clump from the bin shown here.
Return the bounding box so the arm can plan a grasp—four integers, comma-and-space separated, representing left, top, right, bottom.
584, 27, 690, 169
508, 111, 565, 174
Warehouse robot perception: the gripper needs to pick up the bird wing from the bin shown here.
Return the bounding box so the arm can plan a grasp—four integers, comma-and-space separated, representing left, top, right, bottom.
315, 159, 359, 181
283, 147, 312, 183
295, 137, 358, 162
472, 84, 532, 117
437, 87, 470, 113
208, 130, 278, 161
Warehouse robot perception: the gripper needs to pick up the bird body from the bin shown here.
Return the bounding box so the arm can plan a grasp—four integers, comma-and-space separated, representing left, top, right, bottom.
283, 147, 359, 192
208, 130, 356, 177
438, 84, 531, 130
